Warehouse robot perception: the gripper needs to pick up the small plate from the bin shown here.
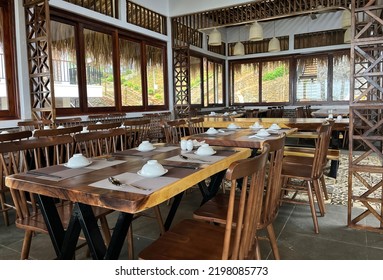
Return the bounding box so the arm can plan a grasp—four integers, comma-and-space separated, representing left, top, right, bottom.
136, 146, 156, 152
194, 150, 217, 156
256, 132, 270, 137
137, 169, 168, 178
64, 161, 92, 169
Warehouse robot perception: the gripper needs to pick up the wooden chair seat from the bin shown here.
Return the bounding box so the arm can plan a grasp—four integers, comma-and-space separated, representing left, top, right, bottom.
139, 219, 228, 260
283, 146, 340, 161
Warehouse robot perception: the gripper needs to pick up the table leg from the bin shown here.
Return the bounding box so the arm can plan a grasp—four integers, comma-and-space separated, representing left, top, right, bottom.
164, 192, 184, 231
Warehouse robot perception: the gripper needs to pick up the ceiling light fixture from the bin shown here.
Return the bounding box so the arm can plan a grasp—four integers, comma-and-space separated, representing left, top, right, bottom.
268, 22, 280, 52
249, 21, 263, 41
233, 27, 245, 55
208, 28, 222, 46
344, 27, 351, 43
341, 9, 351, 29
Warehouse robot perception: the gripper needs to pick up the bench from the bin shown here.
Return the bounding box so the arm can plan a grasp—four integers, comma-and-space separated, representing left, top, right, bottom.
283, 146, 340, 178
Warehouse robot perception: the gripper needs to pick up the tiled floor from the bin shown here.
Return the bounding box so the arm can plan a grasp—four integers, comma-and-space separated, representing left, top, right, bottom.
1, 188, 383, 260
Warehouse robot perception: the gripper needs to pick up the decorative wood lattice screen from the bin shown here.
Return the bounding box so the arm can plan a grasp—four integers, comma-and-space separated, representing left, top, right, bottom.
24, 0, 55, 121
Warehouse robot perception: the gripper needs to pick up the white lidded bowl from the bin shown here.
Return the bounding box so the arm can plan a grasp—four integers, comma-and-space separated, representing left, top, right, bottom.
140, 160, 166, 177
196, 143, 215, 156
256, 128, 270, 137
227, 123, 238, 129
67, 153, 91, 168
138, 140, 154, 151
269, 123, 281, 130
206, 127, 218, 134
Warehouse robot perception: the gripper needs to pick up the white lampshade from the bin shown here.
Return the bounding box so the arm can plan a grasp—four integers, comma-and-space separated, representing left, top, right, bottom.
249, 21, 263, 41
233, 41, 245, 55
344, 27, 351, 43
208, 28, 222, 46
268, 37, 280, 52
341, 9, 351, 29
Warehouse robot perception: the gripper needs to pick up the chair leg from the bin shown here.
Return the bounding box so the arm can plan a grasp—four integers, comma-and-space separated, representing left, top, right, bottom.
99, 216, 111, 244
0, 192, 10, 226
266, 224, 280, 260
126, 226, 134, 259
313, 179, 326, 216
154, 206, 165, 234
21, 230, 33, 260
307, 182, 319, 234
320, 175, 329, 200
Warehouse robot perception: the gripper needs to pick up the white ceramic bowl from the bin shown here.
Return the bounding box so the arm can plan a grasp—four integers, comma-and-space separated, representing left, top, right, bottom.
206, 127, 218, 134
140, 160, 166, 177
227, 123, 238, 129
66, 153, 91, 168
269, 123, 281, 130
138, 141, 154, 151
196, 144, 215, 156
256, 129, 270, 137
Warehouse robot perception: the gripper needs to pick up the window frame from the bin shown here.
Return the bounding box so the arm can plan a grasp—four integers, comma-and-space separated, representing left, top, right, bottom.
229, 49, 350, 107
50, 8, 169, 116
0, 0, 19, 119
189, 51, 225, 109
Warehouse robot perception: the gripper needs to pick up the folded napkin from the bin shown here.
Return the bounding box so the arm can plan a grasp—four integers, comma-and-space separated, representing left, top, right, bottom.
89, 172, 179, 194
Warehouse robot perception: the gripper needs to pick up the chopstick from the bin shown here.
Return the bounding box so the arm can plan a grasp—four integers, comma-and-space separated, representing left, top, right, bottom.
163, 164, 199, 170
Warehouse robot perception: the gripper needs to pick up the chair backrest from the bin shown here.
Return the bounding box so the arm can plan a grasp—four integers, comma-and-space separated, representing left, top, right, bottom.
305, 105, 312, 118
143, 112, 172, 143
311, 121, 333, 179
0, 131, 32, 142
0, 135, 74, 219
17, 120, 52, 131
222, 144, 270, 260
245, 109, 259, 118
87, 122, 121, 131
73, 128, 125, 157
187, 117, 205, 135
162, 119, 187, 144
122, 118, 151, 149
33, 125, 83, 137
53, 117, 83, 128
295, 106, 306, 118
260, 134, 286, 227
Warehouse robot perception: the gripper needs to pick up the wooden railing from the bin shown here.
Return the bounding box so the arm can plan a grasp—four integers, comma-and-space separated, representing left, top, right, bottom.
63, 0, 117, 18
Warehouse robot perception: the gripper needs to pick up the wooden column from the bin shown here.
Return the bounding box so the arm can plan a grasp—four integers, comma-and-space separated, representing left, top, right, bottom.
348, 0, 383, 232
24, 0, 55, 121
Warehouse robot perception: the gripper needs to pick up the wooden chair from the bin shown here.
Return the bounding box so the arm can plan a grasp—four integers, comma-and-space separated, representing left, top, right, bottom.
0, 131, 33, 226
187, 117, 205, 135
143, 112, 172, 143
192, 135, 286, 259
280, 121, 333, 234
17, 119, 52, 131
245, 109, 259, 118
138, 144, 270, 260
162, 119, 187, 144
122, 118, 150, 149
0, 135, 111, 259
87, 122, 122, 131
295, 106, 306, 118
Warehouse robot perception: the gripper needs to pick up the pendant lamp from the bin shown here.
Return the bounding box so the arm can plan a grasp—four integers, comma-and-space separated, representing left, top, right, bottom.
233, 41, 245, 56
208, 28, 222, 46
268, 37, 281, 52
341, 9, 351, 29
344, 27, 351, 43
233, 27, 245, 56
268, 22, 280, 52
249, 21, 263, 41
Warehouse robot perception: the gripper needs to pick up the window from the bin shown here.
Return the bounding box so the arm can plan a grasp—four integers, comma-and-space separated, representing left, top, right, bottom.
231, 59, 290, 105
190, 54, 225, 107
0, 0, 18, 119
51, 9, 168, 115
296, 56, 328, 102
230, 50, 349, 106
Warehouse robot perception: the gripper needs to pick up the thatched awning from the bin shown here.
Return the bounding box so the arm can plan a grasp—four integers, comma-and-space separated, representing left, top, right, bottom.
51, 20, 163, 66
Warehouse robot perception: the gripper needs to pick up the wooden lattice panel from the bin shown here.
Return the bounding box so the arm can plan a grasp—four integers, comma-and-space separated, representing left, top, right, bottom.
173, 47, 190, 118
24, 0, 55, 121
348, 1, 383, 232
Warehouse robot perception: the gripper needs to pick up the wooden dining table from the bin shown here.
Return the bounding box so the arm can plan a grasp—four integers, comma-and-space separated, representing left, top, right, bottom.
311, 108, 349, 118
184, 127, 297, 151
5, 143, 251, 260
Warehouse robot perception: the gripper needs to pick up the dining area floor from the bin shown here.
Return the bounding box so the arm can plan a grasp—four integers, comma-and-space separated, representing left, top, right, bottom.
0, 188, 383, 260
